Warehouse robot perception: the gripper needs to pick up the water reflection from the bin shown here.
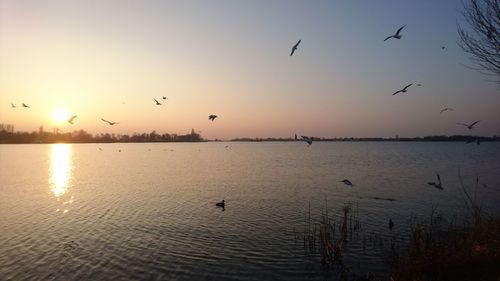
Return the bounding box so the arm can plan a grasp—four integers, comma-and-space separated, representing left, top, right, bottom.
49, 144, 73, 198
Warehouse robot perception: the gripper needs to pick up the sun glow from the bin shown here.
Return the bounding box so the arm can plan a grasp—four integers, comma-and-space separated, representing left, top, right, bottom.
51, 108, 69, 123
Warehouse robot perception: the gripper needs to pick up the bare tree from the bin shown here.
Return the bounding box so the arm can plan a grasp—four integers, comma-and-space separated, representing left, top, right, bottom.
457, 0, 500, 80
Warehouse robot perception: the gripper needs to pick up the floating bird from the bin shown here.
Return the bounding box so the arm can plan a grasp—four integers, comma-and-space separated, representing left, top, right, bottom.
22, 103, 30, 108
162, 96, 167, 100
301, 135, 313, 146
384, 25, 406, 41
10, 103, 16, 108
340, 179, 353, 186
389, 219, 394, 230
392, 83, 413, 95
208, 114, 218, 121
456, 120, 480, 130
216, 200, 225, 208
440, 107, 453, 114
67, 115, 77, 124
427, 173, 443, 190
290, 39, 301, 56
154, 98, 162, 105
101, 118, 119, 125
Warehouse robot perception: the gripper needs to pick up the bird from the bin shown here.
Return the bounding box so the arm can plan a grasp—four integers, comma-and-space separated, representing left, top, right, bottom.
427, 173, 443, 190
101, 118, 119, 125
290, 39, 301, 56
162, 96, 167, 100
389, 219, 394, 230
392, 83, 413, 95
340, 179, 353, 186
10, 103, 16, 108
22, 103, 30, 108
416, 83, 422, 86
384, 25, 406, 41
456, 120, 480, 130
154, 98, 162, 105
208, 114, 218, 121
67, 115, 77, 124
440, 107, 453, 114
216, 200, 225, 208
441, 46, 447, 50
301, 135, 313, 146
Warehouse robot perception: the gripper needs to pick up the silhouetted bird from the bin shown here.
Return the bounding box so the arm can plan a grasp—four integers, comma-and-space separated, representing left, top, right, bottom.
154, 98, 162, 105
392, 83, 413, 95
441, 46, 447, 50
22, 103, 30, 108
67, 115, 77, 124
162, 96, 167, 100
290, 39, 301, 56
440, 107, 453, 114
384, 25, 406, 41
427, 173, 443, 190
11, 103, 16, 108
389, 219, 394, 230
101, 118, 119, 125
208, 114, 218, 121
301, 135, 313, 146
456, 120, 480, 130
216, 200, 225, 208
340, 179, 353, 186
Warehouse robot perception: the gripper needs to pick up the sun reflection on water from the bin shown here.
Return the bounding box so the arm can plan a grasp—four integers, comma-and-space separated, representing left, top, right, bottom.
49, 144, 73, 198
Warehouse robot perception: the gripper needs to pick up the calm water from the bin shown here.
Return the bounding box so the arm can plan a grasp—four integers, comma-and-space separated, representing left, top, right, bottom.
1, 142, 499, 280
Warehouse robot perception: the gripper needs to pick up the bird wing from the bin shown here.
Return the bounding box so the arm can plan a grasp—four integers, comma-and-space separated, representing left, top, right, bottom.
290, 48, 296, 56
395, 25, 406, 36
403, 83, 413, 90
436, 173, 441, 183
301, 135, 309, 140
101, 118, 110, 124
470, 120, 480, 127
68, 115, 77, 123
384, 35, 393, 41
294, 40, 301, 48
392, 90, 402, 95
154, 98, 160, 104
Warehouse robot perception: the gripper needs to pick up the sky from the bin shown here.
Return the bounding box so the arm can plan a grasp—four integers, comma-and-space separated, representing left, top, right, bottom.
0, 0, 499, 139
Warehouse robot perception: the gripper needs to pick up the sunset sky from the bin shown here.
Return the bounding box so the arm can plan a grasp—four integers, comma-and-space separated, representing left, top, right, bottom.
1, 0, 499, 139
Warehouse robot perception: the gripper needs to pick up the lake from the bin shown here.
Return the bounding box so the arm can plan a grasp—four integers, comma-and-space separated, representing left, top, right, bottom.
1, 142, 499, 280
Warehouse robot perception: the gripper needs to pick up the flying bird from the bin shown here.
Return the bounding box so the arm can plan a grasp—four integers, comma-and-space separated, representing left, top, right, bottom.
441, 46, 447, 50
154, 98, 162, 105
290, 39, 301, 56
340, 179, 353, 186
22, 103, 30, 108
301, 135, 313, 146
67, 115, 77, 124
101, 118, 119, 125
208, 114, 218, 121
10, 103, 16, 108
456, 120, 480, 130
392, 83, 413, 95
440, 107, 453, 114
384, 25, 406, 41
427, 173, 443, 190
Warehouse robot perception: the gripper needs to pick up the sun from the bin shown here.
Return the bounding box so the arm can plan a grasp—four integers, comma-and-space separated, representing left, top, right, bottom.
51, 108, 69, 123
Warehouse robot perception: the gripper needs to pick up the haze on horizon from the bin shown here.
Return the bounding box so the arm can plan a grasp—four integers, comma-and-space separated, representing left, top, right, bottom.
1, 0, 499, 140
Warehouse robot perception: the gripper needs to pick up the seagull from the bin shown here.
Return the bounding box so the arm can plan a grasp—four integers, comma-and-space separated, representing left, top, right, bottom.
290, 39, 301, 56
440, 107, 453, 114
389, 219, 394, 230
427, 173, 443, 190
216, 200, 225, 208
340, 179, 353, 186
154, 98, 162, 105
10, 103, 16, 108
208, 114, 218, 121
301, 135, 313, 146
162, 96, 167, 100
456, 120, 480, 130
392, 83, 413, 95
384, 25, 406, 41
67, 115, 77, 124
101, 118, 119, 125
22, 103, 30, 108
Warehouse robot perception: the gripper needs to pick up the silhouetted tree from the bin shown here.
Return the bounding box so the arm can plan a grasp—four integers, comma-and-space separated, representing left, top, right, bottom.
458, 0, 500, 80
